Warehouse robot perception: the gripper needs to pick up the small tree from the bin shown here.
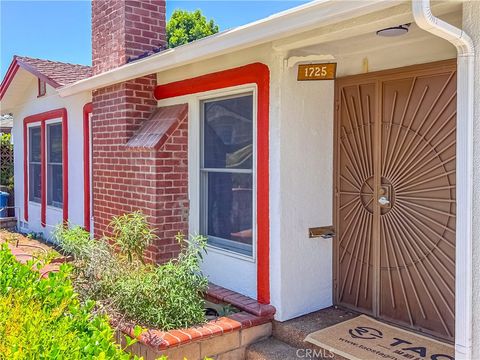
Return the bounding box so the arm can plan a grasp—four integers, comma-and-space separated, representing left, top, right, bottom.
166, 9, 219, 48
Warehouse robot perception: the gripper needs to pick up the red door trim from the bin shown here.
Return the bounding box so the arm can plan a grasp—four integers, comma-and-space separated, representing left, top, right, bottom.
154, 63, 271, 304
83, 103, 93, 232
23, 108, 68, 226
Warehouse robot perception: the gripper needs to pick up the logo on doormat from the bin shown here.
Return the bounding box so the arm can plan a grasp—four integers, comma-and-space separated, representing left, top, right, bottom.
349, 326, 383, 340
347, 325, 454, 360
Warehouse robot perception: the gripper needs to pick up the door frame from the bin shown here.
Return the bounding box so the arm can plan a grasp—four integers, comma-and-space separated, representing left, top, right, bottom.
332, 58, 457, 327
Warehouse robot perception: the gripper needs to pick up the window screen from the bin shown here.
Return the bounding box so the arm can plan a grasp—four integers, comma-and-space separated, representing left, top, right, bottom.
200, 94, 254, 256
47, 123, 63, 208
29, 127, 41, 203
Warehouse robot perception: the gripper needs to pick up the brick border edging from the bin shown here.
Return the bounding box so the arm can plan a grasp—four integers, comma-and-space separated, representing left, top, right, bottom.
117, 283, 276, 351
206, 283, 275, 318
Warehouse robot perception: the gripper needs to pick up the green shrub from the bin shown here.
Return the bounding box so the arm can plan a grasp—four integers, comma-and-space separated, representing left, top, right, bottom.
0, 243, 140, 360
108, 211, 157, 263
55, 215, 209, 331
53, 225, 96, 259
113, 234, 208, 329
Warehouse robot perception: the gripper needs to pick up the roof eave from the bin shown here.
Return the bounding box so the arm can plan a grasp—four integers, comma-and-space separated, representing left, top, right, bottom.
0, 57, 61, 102
0, 59, 20, 101
58, 0, 399, 98
16, 59, 62, 89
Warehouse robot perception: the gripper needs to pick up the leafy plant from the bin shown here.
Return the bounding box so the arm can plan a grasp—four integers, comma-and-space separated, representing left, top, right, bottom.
217, 304, 239, 317
0, 243, 141, 359
26, 231, 44, 241
54, 225, 96, 259
112, 233, 208, 329
55, 218, 209, 331
108, 211, 157, 263
167, 9, 219, 48
54, 224, 120, 299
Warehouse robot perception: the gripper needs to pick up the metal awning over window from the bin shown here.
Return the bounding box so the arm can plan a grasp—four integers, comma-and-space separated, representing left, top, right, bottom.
126, 103, 187, 149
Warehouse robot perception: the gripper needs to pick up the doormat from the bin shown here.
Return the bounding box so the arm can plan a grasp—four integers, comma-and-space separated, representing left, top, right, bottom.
305, 315, 454, 360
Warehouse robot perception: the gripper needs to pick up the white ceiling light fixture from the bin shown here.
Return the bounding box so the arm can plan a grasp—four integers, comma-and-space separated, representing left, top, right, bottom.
376, 23, 411, 37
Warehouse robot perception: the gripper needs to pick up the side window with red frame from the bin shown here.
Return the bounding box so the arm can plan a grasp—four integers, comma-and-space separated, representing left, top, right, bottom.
38, 78, 46, 97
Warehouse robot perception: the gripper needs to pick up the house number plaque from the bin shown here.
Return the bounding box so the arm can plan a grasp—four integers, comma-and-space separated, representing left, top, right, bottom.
297, 63, 337, 81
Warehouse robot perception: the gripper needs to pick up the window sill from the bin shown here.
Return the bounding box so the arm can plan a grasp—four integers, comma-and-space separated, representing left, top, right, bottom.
46, 205, 63, 212
206, 244, 256, 263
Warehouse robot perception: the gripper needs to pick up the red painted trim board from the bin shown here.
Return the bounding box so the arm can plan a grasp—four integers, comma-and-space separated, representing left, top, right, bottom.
83, 103, 93, 232
154, 63, 271, 304
0, 62, 19, 100
40, 121, 46, 227
23, 108, 68, 226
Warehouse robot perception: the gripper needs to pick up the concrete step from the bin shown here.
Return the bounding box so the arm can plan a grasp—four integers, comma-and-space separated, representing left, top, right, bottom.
272, 306, 357, 350
246, 337, 346, 360
246, 307, 357, 360
246, 338, 301, 360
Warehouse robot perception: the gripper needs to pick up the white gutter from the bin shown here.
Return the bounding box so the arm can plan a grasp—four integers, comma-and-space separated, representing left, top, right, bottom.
58, 0, 398, 97
412, 1, 474, 359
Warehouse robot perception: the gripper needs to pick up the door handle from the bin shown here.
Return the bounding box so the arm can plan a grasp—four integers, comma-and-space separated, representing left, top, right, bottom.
378, 196, 390, 206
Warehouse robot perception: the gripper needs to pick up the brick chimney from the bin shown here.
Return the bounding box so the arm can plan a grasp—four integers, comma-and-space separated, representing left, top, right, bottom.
90, 0, 188, 263
92, 0, 166, 74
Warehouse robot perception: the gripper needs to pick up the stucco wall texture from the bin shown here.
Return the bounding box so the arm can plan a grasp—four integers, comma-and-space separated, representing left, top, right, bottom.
463, 1, 480, 358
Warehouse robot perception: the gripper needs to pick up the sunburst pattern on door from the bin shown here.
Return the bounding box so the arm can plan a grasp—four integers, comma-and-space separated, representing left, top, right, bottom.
336, 81, 376, 314
335, 62, 456, 341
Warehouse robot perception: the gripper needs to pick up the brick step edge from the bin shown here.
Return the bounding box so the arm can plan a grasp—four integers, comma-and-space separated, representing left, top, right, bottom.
207, 283, 276, 318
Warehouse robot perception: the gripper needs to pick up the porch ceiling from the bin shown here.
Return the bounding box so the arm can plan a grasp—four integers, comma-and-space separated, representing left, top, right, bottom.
283, 5, 461, 77
274, 1, 462, 51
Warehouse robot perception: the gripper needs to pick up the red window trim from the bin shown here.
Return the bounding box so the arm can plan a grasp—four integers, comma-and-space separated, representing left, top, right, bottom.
154, 63, 271, 304
83, 103, 93, 232
23, 108, 68, 227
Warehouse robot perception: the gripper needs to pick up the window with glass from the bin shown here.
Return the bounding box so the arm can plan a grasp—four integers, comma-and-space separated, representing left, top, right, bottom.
47, 123, 63, 208
200, 93, 254, 256
29, 127, 41, 203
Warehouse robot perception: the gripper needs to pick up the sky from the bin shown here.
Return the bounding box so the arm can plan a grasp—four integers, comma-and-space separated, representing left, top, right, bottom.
0, 0, 311, 78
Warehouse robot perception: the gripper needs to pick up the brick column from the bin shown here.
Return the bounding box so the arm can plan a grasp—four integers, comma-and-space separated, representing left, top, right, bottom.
91, 0, 188, 262
91, 76, 189, 263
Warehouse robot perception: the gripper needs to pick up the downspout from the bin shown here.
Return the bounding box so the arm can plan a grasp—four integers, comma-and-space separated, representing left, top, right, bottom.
412, 1, 475, 359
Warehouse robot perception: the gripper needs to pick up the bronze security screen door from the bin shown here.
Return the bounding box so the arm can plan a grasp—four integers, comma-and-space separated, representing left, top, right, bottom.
333, 60, 456, 341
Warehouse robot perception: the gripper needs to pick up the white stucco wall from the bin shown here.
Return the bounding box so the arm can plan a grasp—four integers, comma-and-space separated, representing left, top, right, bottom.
463, 2, 480, 358
271, 60, 335, 321
9, 73, 91, 240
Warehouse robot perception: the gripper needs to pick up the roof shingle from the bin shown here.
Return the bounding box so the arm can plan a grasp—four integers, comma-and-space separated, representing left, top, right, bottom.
15, 56, 92, 87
